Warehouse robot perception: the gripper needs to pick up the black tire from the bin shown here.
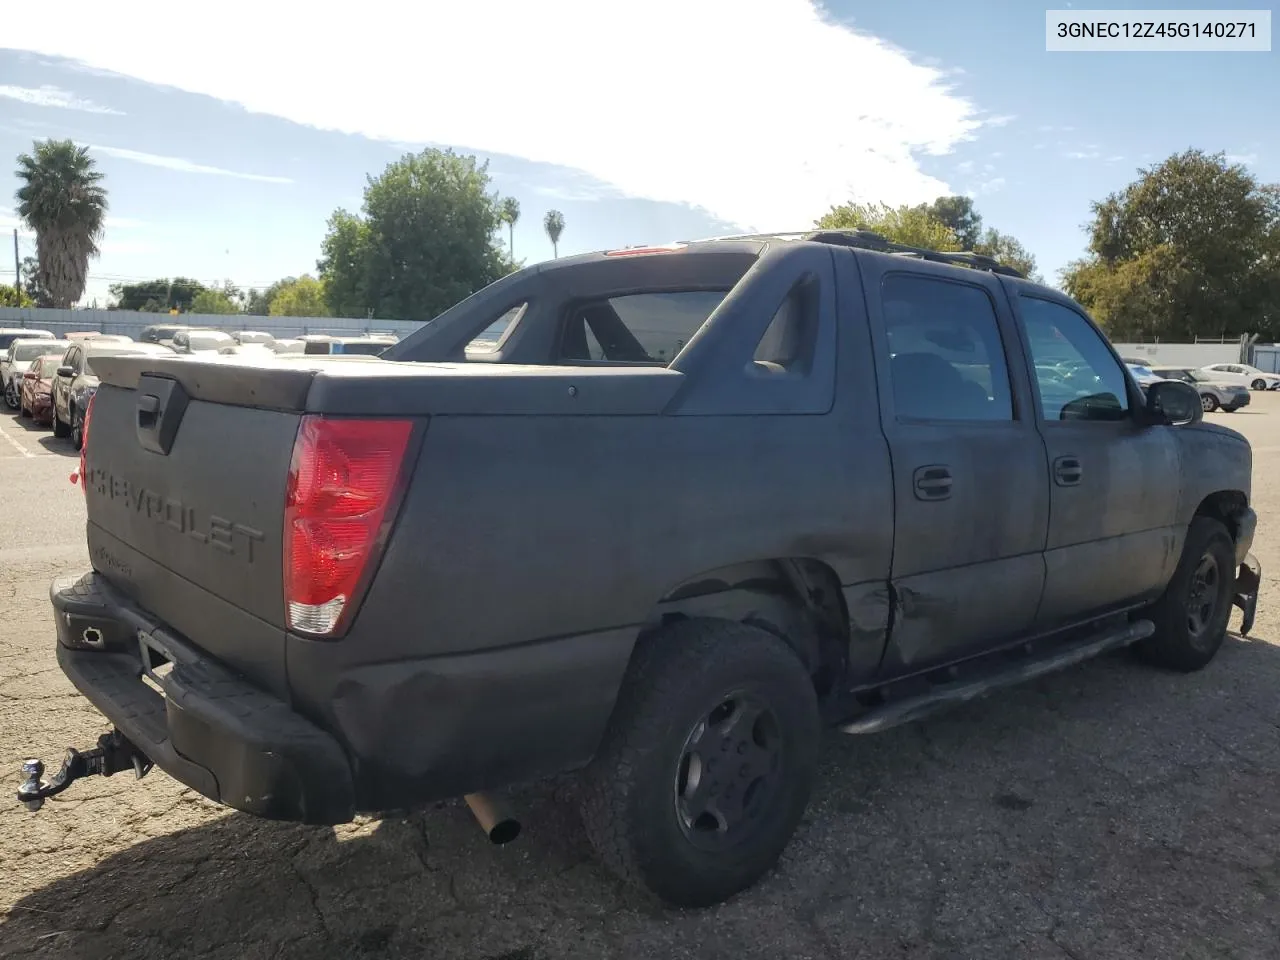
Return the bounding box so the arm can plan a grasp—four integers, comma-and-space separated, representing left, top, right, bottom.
579, 619, 820, 908
71, 407, 84, 451
1136, 517, 1236, 672
1251, 378, 1267, 390
1201, 393, 1219, 413
52, 407, 70, 438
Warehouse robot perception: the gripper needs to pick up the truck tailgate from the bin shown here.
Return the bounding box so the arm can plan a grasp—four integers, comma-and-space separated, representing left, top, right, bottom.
84, 376, 300, 695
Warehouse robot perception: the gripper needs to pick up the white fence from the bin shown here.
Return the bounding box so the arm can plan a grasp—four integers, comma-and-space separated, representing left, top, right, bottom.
0, 307, 424, 341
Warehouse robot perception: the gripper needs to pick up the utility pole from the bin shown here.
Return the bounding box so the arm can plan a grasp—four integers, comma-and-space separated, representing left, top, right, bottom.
12, 229, 18, 293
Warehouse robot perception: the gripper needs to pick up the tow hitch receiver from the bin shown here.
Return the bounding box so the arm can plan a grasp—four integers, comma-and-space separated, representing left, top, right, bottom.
17, 730, 153, 812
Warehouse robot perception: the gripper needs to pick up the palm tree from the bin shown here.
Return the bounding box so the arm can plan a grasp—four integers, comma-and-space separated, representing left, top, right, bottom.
15, 140, 108, 308
543, 209, 565, 258
500, 196, 520, 260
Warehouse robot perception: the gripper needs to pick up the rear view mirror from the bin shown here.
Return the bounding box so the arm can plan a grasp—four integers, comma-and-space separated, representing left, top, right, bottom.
1145, 379, 1202, 425
56, 365, 74, 378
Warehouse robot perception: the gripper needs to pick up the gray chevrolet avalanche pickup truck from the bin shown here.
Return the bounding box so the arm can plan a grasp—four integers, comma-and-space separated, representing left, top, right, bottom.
18, 230, 1262, 908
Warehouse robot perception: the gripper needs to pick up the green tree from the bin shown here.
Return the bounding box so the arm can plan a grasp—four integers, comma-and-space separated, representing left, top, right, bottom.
108, 277, 207, 312
500, 196, 521, 261
974, 228, 1039, 280
0, 283, 33, 307
14, 139, 108, 308
19, 256, 51, 306
269, 275, 330, 317
916, 195, 983, 249
318, 149, 510, 321
317, 211, 370, 317
190, 286, 240, 315
1062, 150, 1280, 340
817, 201, 959, 249
543, 209, 565, 258
244, 278, 293, 315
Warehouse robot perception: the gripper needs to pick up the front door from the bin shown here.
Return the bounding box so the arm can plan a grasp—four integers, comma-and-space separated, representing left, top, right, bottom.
862, 261, 1050, 676
1009, 292, 1182, 629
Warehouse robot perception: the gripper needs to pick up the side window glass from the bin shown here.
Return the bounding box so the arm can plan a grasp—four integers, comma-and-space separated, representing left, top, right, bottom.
881, 274, 1014, 421
750, 276, 818, 376
466, 303, 526, 355
1019, 296, 1129, 422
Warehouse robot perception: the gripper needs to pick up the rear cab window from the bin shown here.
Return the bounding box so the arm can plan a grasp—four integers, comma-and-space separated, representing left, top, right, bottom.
559, 291, 727, 365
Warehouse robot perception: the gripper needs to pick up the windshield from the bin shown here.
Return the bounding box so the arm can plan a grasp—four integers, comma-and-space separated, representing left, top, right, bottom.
1128, 364, 1155, 378
13, 342, 57, 361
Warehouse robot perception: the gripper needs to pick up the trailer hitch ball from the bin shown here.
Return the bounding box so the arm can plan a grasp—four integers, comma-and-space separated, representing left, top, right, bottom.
20, 760, 45, 812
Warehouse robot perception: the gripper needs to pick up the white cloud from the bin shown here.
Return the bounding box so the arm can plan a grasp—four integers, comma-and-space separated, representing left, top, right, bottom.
983, 114, 1016, 127
0, 83, 122, 114
971, 177, 1006, 196
956, 160, 975, 173
1226, 153, 1258, 166
8, 0, 987, 231
90, 145, 292, 184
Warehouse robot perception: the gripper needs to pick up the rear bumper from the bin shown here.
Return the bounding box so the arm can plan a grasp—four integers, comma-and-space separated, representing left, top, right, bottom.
50, 572, 355, 824
1223, 392, 1251, 410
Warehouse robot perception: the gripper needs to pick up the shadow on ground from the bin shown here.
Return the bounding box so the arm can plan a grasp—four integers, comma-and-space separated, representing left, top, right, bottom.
4, 635, 1280, 960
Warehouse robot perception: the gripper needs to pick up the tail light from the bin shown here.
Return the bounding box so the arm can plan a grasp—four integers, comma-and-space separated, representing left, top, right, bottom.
283, 416, 414, 636
72, 393, 96, 492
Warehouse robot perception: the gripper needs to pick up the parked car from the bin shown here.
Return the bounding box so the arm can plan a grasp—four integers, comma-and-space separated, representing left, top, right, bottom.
20, 230, 1261, 909
2, 337, 63, 409
301, 334, 396, 356
17, 353, 67, 425
0, 327, 54, 352
1199, 363, 1280, 391
217, 342, 275, 357
139, 323, 192, 345
232, 330, 275, 345
63, 332, 133, 344
1124, 362, 1164, 395
50, 341, 175, 450
1151, 367, 1251, 413
171, 329, 235, 354
269, 338, 305, 355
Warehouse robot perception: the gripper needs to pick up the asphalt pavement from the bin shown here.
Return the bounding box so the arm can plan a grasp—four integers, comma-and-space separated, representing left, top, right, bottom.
1, 398, 1279, 960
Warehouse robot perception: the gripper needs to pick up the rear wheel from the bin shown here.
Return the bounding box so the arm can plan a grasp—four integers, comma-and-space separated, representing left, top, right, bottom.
1251, 378, 1267, 390
1136, 517, 1235, 672
1201, 393, 1219, 413
579, 619, 820, 908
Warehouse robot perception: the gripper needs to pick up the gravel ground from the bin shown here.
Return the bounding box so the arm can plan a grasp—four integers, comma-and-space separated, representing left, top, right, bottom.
2, 396, 1279, 960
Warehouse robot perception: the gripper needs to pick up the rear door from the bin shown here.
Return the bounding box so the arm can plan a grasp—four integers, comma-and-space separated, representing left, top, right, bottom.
1009, 292, 1181, 628
861, 257, 1049, 675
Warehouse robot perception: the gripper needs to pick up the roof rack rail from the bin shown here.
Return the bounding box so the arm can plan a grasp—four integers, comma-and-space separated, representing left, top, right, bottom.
802, 230, 1025, 278
692, 229, 1025, 279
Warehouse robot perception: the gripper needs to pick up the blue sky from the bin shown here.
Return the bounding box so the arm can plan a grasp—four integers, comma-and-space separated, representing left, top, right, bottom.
1, 0, 1276, 309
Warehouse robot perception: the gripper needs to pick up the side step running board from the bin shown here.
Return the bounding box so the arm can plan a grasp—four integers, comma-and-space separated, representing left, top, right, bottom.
840, 619, 1155, 735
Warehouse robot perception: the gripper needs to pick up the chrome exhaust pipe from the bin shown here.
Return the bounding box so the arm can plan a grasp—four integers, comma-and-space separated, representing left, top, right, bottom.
464, 792, 520, 845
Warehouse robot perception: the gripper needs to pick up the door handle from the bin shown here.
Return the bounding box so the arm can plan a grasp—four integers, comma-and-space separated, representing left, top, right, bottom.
913, 464, 953, 501
1053, 455, 1083, 486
